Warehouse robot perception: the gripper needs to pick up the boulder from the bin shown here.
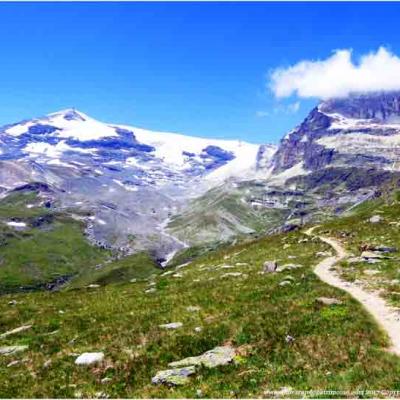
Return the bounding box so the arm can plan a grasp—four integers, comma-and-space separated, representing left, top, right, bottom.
75, 352, 104, 366
364, 269, 380, 276
152, 366, 196, 386
0, 324, 32, 339
186, 306, 200, 312
361, 251, 386, 259
159, 322, 183, 330
0, 345, 29, 355
263, 260, 277, 273
369, 215, 382, 223
316, 297, 343, 305
168, 346, 235, 369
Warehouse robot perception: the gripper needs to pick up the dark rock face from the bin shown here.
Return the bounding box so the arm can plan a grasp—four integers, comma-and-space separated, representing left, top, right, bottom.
319, 91, 400, 121
272, 107, 335, 172
272, 92, 400, 174
286, 167, 400, 192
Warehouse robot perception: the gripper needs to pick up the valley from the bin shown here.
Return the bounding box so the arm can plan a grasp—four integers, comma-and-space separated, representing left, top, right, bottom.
2, 92, 400, 396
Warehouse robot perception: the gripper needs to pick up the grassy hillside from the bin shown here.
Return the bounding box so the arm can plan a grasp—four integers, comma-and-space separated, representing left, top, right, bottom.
168, 182, 290, 245
1, 218, 400, 397
314, 196, 400, 310
0, 190, 159, 293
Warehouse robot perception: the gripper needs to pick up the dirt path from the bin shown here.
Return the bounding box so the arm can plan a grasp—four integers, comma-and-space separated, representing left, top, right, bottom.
305, 226, 400, 356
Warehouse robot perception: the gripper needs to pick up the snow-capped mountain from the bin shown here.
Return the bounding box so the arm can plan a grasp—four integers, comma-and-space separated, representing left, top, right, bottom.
271, 92, 400, 179
0, 109, 270, 260
0, 109, 262, 192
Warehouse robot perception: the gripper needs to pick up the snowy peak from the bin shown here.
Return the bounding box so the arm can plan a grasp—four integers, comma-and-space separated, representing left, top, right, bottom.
0, 109, 270, 192
271, 91, 400, 178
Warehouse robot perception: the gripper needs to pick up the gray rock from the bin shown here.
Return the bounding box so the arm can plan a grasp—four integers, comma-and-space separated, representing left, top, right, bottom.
186, 306, 200, 312
168, 346, 235, 369
361, 251, 386, 259
0, 345, 29, 355
369, 215, 382, 223
75, 352, 104, 365
152, 366, 196, 386
263, 260, 277, 273
159, 322, 183, 330
276, 264, 302, 272
364, 269, 380, 276
0, 324, 32, 339
316, 297, 343, 305
316, 251, 332, 257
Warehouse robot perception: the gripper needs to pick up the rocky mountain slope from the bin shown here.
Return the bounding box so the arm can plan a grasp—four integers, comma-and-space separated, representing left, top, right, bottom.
1, 92, 400, 277
0, 109, 267, 261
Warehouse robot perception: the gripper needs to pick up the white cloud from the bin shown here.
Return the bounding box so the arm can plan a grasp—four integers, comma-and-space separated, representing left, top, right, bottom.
270, 47, 400, 99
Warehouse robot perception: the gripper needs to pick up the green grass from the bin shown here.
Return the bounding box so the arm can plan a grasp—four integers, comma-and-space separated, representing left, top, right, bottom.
0, 191, 158, 293
315, 197, 400, 309
68, 252, 160, 288
1, 226, 400, 397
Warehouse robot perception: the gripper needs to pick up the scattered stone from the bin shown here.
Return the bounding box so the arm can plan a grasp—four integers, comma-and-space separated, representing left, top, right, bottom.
101, 377, 112, 384
316, 251, 332, 257
75, 352, 104, 366
145, 288, 156, 294
159, 322, 183, 330
7, 360, 20, 367
367, 259, 382, 264
236, 262, 248, 266
186, 306, 200, 312
219, 265, 235, 270
194, 327, 202, 333
283, 244, 291, 249
196, 389, 203, 397
361, 251, 387, 259
161, 271, 174, 277
316, 297, 343, 306
43, 359, 52, 368
347, 257, 364, 264
8, 300, 17, 306
152, 366, 196, 386
0, 345, 28, 356
279, 280, 292, 286
168, 346, 235, 369
0, 324, 32, 339
287, 255, 297, 259
263, 260, 277, 273
364, 269, 380, 276
176, 262, 190, 270
369, 215, 382, 223
173, 273, 183, 278
129, 278, 137, 283
87, 284, 100, 289
285, 335, 295, 343
276, 264, 302, 272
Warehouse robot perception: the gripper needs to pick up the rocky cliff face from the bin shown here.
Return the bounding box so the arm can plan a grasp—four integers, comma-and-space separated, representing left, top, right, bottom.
272, 92, 400, 175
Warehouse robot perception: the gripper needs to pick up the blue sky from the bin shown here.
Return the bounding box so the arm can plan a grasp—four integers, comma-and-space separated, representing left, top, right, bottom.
1, 2, 400, 144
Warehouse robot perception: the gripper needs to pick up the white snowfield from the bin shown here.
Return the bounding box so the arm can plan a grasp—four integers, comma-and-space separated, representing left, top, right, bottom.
8, 109, 267, 188
115, 124, 261, 173
7, 109, 119, 141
